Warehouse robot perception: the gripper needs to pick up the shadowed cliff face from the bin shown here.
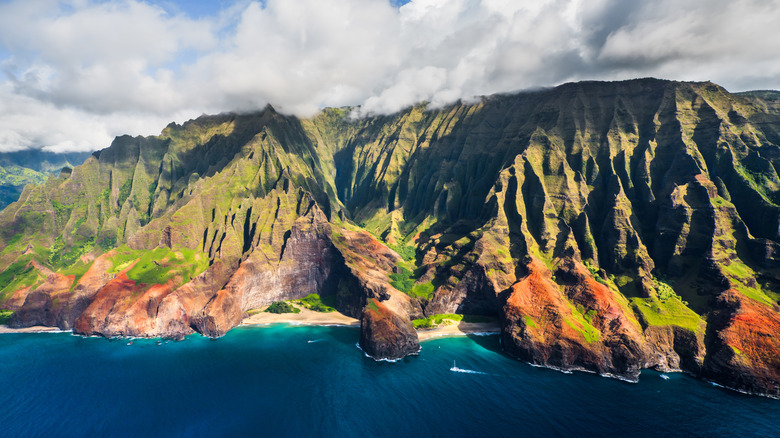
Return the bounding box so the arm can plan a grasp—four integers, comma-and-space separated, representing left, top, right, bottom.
2, 79, 780, 392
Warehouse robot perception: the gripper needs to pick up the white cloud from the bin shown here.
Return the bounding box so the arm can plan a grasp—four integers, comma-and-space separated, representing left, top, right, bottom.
0, 0, 778, 152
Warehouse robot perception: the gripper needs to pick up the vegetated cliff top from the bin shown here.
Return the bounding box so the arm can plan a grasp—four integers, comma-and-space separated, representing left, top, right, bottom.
2, 77, 780, 397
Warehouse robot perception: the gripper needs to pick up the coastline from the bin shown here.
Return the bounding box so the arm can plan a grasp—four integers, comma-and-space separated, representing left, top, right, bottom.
241, 307, 501, 342
1, 314, 502, 341
417, 322, 501, 341
0, 325, 64, 334
241, 307, 360, 326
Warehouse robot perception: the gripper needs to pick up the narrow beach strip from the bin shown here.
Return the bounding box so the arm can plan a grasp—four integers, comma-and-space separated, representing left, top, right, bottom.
0, 325, 63, 334
241, 307, 359, 326
416, 322, 501, 342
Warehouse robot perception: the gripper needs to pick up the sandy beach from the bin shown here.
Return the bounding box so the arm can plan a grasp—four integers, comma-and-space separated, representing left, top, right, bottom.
242, 306, 500, 341
0, 311, 499, 340
0, 325, 64, 334
416, 321, 501, 341
242, 306, 360, 326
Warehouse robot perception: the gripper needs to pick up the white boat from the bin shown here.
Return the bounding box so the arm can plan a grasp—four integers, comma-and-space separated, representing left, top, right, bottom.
660, 374, 670, 380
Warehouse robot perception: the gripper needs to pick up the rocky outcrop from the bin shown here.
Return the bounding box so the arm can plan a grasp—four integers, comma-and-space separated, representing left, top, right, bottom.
11, 253, 114, 329
501, 257, 651, 380
360, 298, 420, 360
644, 325, 705, 373
702, 290, 780, 397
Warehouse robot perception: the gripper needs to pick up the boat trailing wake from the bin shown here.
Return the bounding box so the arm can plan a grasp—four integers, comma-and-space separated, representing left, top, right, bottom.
450, 361, 486, 375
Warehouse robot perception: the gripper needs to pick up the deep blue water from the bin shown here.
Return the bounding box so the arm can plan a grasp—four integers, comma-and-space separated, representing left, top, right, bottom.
0, 326, 778, 437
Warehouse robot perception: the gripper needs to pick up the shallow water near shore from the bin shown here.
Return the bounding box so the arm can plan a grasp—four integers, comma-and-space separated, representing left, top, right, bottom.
1, 325, 778, 437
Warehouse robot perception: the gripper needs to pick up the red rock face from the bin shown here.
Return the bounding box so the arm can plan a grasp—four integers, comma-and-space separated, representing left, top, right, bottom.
502, 257, 651, 379
152, 260, 236, 339
3, 286, 33, 311
558, 259, 657, 376
703, 290, 780, 397
11, 251, 117, 329
359, 298, 419, 360
73, 268, 153, 336
9, 273, 75, 328
67, 205, 419, 350
502, 258, 604, 373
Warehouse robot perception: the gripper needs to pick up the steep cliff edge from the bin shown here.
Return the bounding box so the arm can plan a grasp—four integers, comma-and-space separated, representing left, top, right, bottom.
2, 79, 780, 394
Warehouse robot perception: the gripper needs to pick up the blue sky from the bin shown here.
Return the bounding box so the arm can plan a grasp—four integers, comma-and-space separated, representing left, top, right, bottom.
161, 0, 241, 18
145, 0, 412, 18
0, 0, 778, 152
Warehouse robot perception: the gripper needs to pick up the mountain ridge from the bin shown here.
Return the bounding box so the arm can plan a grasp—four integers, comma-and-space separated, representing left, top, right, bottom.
0, 150, 91, 210
2, 78, 780, 397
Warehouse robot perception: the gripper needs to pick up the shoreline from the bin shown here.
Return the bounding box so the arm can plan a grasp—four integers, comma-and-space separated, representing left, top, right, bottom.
0, 325, 65, 334
241, 308, 501, 342
416, 322, 501, 341
241, 306, 360, 327
1, 313, 502, 341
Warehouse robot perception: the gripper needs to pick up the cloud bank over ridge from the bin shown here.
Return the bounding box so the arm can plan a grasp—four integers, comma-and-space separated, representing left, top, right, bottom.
0, 0, 778, 152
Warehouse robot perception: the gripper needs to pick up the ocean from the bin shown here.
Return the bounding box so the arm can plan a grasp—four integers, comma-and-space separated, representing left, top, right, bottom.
0, 325, 777, 437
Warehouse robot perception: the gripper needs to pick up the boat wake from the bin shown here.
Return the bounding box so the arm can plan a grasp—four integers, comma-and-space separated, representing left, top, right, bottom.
450, 361, 486, 375
307, 339, 324, 343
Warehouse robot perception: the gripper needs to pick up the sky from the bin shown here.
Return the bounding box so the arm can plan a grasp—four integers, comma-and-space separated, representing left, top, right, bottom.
0, 0, 779, 153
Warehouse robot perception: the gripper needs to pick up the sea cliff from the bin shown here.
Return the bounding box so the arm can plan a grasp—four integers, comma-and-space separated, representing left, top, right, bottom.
2, 78, 780, 396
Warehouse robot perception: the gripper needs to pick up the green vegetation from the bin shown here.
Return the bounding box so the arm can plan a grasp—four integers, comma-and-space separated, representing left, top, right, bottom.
105, 246, 208, 287
653, 277, 688, 305
58, 259, 93, 288
388, 243, 416, 262
630, 296, 704, 334
125, 247, 208, 285
564, 318, 600, 343
584, 261, 608, 286
366, 299, 379, 313
389, 265, 416, 293
117, 179, 132, 207
409, 282, 434, 298
107, 246, 141, 274
265, 301, 300, 314
412, 313, 495, 329
51, 200, 72, 227
0, 256, 44, 300
413, 313, 463, 329
0, 310, 13, 325
721, 260, 777, 307
524, 315, 539, 329
296, 293, 337, 312
0, 164, 47, 186
48, 236, 95, 271
563, 300, 601, 343
388, 264, 435, 299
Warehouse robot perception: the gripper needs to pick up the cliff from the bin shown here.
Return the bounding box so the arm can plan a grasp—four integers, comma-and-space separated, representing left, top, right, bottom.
1, 78, 780, 394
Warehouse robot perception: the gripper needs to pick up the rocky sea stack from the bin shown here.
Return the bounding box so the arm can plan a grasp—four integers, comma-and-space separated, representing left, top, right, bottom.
1, 78, 779, 396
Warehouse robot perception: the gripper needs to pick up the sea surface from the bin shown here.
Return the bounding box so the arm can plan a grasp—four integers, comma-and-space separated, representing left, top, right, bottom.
1, 325, 778, 437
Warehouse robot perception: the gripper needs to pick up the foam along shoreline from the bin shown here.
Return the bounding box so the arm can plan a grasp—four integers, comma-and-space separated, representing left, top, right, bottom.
0, 325, 64, 334
241, 305, 359, 327
416, 321, 501, 342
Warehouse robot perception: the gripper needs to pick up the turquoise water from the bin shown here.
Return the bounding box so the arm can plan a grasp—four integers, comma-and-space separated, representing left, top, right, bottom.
0, 325, 778, 437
